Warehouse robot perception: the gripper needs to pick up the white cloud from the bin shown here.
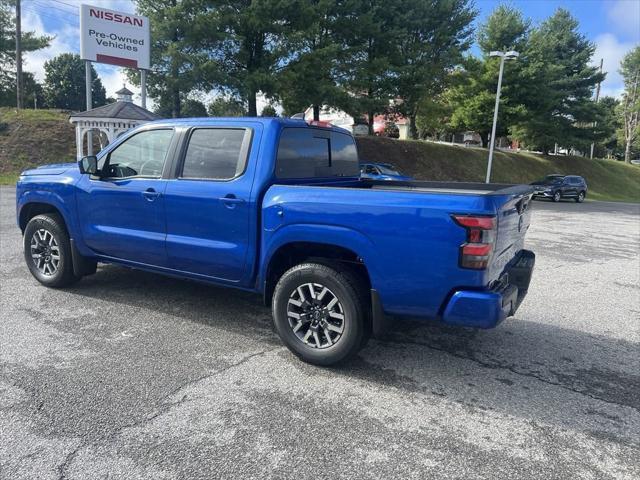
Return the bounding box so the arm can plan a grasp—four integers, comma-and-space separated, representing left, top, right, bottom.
592, 33, 635, 99
606, 0, 640, 42
21, 1, 144, 106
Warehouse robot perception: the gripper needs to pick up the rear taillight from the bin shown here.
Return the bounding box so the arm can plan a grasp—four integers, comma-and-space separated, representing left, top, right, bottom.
452, 215, 497, 270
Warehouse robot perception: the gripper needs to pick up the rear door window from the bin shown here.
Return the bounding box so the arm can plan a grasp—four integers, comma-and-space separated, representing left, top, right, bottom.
276, 127, 359, 178
330, 131, 359, 175
180, 128, 250, 180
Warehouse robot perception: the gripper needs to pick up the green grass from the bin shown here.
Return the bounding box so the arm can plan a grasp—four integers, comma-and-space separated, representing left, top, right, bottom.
0, 172, 19, 185
0, 108, 70, 123
1, 108, 638, 201
0, 107, 76, 183
356, 137, 640, 203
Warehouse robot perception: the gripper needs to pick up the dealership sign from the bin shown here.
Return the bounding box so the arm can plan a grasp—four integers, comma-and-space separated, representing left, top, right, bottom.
80, 4, 150, 69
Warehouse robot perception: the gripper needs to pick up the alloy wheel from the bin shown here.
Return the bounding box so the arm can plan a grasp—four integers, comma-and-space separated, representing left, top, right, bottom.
30, 228, 60, 276
287, 282, 345, 349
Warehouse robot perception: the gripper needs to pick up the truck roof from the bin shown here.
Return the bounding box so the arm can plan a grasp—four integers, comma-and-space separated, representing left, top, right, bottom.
145, 116, 350, 134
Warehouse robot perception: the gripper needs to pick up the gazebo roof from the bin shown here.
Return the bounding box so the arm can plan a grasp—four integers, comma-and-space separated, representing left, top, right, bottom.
115, 86, 134, 95
70, 101, 159, 122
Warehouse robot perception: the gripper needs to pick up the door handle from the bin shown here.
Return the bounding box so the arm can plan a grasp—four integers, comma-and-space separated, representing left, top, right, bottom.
142, 188, 161, 201
219, 195, 245, 208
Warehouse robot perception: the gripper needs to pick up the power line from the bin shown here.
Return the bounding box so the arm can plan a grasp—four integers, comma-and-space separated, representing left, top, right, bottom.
32, 0, 79, 16
49, 0, 79, 9
23, 6, 79, 26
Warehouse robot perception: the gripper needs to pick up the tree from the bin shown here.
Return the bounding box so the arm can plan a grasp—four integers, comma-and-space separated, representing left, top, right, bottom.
21, 72, 43, 108
332, 0, 404, 133
43, 54, 106, 110
594, 96, 622, 158
194, 0, 301, 117
0, 0, 50, 107
130, 0, 210, 117
0, 71, 43, 108
181, 98, 208, 117
260, 104, 277, 117
393, 0, 476, 138
207, 96, 247, 117
448, 5, 530, 146
619, 46, 640, 163
511, 9, 605, 153
415, 91, 454, 140
277, 0, 343, 120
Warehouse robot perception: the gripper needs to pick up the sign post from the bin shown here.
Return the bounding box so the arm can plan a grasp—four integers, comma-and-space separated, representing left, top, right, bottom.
140, 69, 147, 109
79, 3, 150, 125
85, 60, 92, 155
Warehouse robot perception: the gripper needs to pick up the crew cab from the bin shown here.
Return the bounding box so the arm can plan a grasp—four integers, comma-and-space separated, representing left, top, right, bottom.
16, 118, 535, 365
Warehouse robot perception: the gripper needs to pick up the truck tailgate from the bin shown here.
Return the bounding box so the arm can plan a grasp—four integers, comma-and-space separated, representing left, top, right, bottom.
488, 189, 534, 282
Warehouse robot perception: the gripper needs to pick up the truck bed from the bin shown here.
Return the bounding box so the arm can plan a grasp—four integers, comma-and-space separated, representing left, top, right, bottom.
262, 178, 534, 320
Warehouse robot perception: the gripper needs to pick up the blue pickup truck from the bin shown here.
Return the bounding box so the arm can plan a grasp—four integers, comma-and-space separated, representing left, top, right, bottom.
16, 117, 535, 365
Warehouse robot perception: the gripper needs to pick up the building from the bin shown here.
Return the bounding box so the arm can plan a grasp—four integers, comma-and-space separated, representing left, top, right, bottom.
69, 86, 159, 159
302, 106, 410, 139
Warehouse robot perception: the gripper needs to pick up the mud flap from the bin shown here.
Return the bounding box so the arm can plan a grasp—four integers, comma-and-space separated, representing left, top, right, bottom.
71, 239, 97, 277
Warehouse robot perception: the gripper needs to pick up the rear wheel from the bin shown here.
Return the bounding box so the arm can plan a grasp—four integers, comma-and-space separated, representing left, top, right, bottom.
576, 191, 585, 203
272, 262, 366, 366
23, 214, 80, 288
552, 191, 561, 202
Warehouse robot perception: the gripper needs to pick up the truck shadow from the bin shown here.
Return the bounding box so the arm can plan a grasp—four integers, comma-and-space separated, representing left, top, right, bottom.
65, 264, 639, 445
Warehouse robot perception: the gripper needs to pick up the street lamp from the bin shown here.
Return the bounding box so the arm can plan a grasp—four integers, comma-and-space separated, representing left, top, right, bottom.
485, 50, 519, 183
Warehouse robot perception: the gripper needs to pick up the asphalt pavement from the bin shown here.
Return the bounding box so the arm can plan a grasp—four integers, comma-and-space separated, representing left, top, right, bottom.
1, 186, 639, 479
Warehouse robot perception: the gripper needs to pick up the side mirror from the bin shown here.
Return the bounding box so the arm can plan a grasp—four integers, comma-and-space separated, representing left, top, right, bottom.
79, 155, 98, 175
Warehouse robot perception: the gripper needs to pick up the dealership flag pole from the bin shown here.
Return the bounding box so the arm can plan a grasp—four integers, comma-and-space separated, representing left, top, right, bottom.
85, 60, 93, 156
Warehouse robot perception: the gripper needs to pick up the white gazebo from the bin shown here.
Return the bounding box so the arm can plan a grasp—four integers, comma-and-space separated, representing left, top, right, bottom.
69, 86, 159, 159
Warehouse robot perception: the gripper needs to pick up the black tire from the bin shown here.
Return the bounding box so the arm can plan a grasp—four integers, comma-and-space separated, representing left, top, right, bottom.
576, 191, 585, 203
23, 214, 80, 288
272, 262, 367, 366
552, 191, 561, 202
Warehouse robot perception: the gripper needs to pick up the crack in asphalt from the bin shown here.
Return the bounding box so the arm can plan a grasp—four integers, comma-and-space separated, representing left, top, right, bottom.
55, 347, 281, 480
381, 337, 639, 414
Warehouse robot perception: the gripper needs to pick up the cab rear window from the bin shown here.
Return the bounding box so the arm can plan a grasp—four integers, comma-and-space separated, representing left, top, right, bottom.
276, 128, 359, 179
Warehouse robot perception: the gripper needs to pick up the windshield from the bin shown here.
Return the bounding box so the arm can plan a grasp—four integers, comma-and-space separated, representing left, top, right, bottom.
535, 175, 564, 185
377, 164, 403, 176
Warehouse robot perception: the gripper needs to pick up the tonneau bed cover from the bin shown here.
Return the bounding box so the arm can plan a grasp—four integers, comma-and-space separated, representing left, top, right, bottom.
366, 180, 535, 196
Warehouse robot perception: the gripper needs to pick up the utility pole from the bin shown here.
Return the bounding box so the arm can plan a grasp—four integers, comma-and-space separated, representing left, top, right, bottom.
590, 58, 603, 159
15, 0, 22, 109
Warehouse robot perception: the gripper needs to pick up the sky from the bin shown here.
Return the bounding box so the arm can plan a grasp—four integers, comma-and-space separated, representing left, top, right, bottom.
21, 0, 640, 109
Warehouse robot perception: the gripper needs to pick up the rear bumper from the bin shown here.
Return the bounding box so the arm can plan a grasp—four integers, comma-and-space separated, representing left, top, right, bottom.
441, 250, 535, 329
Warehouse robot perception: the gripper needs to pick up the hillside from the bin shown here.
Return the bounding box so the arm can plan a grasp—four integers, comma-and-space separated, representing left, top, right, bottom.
0, 108, 76, 183
0, 108, 638, 201
357, 137, 640, 202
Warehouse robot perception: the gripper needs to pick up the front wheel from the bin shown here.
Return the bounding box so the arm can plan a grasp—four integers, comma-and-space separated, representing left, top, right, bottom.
576, 191, 585, 203
23, 214, 80, 288
552, 191, 561, 202
272, 263, 367, 366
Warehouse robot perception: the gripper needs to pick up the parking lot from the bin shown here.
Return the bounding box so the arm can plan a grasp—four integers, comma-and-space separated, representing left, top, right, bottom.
1, 185, 639, 479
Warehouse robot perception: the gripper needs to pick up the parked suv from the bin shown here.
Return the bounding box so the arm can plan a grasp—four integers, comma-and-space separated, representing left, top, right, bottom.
531, 175, 587, 203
